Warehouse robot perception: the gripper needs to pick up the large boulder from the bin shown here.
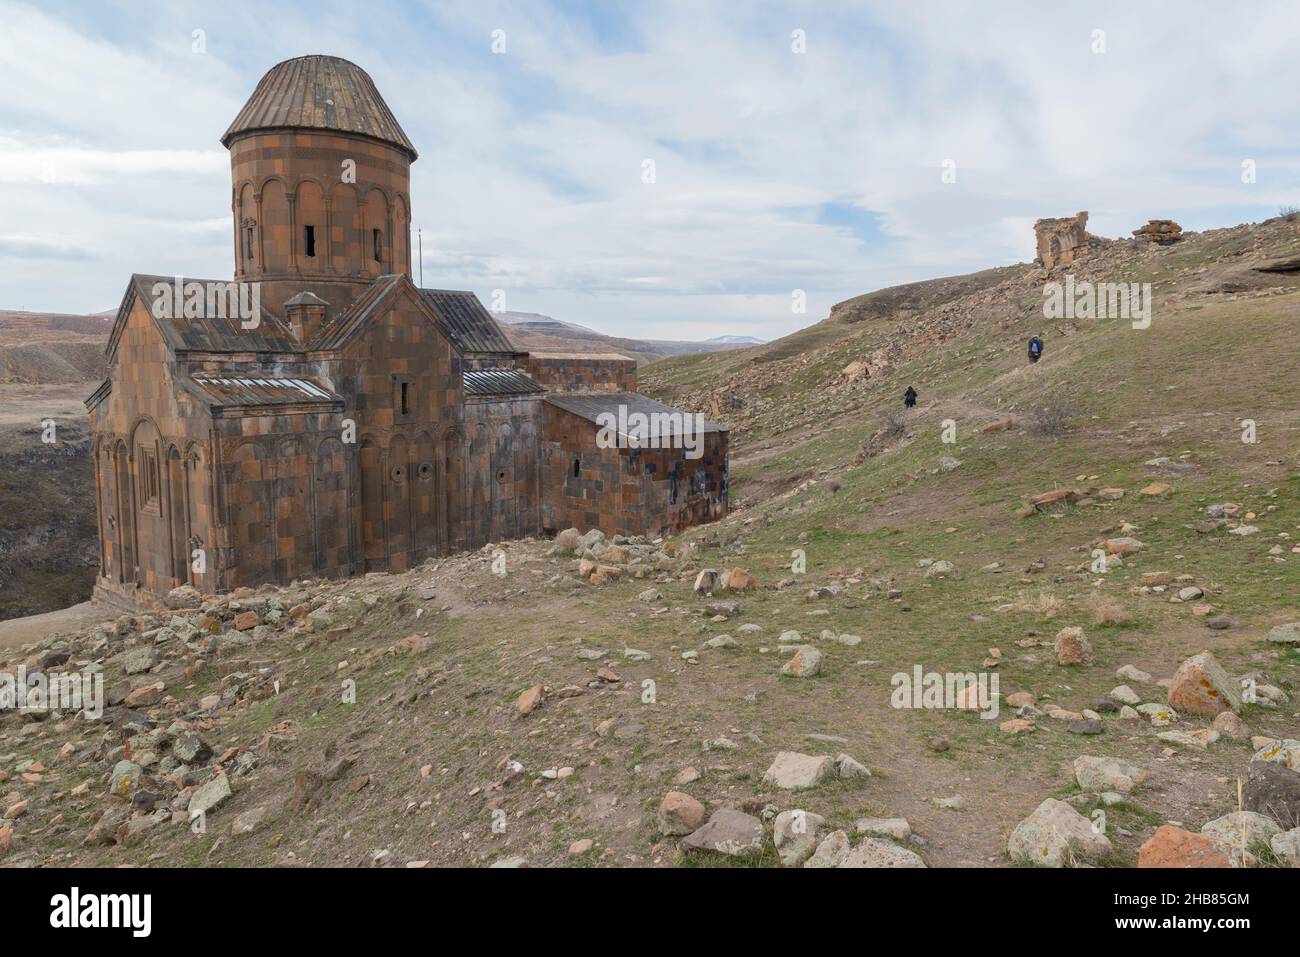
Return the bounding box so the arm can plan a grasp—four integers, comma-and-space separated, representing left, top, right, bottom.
1167, 651, 1240, 717
773, 810, 825, 867
722, 567, 759, 591
1007, 798, 1112, 867
657, 791, 707, 836
1054, 627, 1093, 666
1074, 755, 1148, 794
1201, 811, 1280, 856
188, 773, 232, 817
1244, 760, 1300, 829
1252, 738, 1300, 770
1138, 825, 1234, 867
681, 808, 764, 857
1271, 828, 1300, 867
840, 837, 926, 868
762, 752, 833, 790
780, 645, 822, 678
803, 830, 851, 868
692, 569, 719, 595
1267, 622, 1300, 646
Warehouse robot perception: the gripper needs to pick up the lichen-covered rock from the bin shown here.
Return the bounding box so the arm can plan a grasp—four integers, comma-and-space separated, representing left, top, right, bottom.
1167, 651, 1241, 717
1007, 798, 1112, 867
773, 810, 824, 867
780, 645, 822, 678
1138, 825, 1233, 867
1267, 622, 1300, 646
1201, 811, 1280, 855
1074, 755, 1148, 793
840, 837, 926, 868
1054, 627, 1093, 666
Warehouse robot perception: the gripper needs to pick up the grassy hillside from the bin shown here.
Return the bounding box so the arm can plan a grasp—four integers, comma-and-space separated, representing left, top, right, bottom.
0, 218, 1296, 870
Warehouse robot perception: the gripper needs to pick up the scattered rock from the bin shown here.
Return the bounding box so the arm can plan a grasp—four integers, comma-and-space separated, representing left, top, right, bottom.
188, 773, 232, 817
681, 808, 764, 857
516, 684, 544, 718
773, 809, 825, 866
1267, 622, 1300, 646
803, 830, 850, 868
1007, 798, 1112, 867
841, 837, 926, 868
1074, 755, 1148, 793
1167, 650, 1241, 717
1138, 825, 1234, 867
856, 817, 911, 841
658, 791, 707, 836
1054, 626, 1093, 666
1244, 760, 1300, 828
763, 752, 833, 790
780, 645, 822, 678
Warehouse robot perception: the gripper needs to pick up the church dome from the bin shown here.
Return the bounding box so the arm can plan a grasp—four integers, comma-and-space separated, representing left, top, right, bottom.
221, 54, 417, 159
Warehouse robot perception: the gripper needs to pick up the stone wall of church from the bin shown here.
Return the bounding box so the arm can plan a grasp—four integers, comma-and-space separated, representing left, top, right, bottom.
539, 403, 729, 539
89, 297, 218, 606
462, 396, 543, 546
526, 354, 637, 394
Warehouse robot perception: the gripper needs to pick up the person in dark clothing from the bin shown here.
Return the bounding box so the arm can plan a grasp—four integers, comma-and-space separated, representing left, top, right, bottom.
903, 386, 918, 408
1028, 336, 1043, 364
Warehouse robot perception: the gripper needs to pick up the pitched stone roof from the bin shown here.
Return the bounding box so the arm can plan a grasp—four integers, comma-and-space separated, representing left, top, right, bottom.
107, 275, 299, 361
419, 289, 516, 356
222, 55, 417, 159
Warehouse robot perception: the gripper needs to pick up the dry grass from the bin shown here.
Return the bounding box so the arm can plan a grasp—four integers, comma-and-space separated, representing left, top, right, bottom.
1012, 589, 1065, 620
1026, 398, 1079, 438
1087, 593, 1134, 626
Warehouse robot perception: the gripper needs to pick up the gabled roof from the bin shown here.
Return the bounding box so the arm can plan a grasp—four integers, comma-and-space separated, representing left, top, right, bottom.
545, 392, 727, 435
309, 273, 413, 350
463, 368, 545, 397
85, 377, 111, 412
418, 289, 516, 355
222, 55, 417, 159
106, 274, 299, 362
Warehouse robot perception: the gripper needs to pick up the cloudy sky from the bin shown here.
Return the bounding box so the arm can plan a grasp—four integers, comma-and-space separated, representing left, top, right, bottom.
2, 0, 1298, 341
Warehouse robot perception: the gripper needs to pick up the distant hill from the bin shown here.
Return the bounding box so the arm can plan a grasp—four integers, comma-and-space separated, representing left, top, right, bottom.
495, 311, 764, 365
0, 311, 112, 384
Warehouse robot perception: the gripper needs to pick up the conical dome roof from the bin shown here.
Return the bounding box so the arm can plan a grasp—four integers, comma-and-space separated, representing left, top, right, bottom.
222, 55, 416, 159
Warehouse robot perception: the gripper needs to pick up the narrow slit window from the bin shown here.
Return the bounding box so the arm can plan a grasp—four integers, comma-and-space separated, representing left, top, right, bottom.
572, 458, 580, 478
372, 228, 382, 262
243, 226, 254, 261
400, 381, 409, 415
304, 224, 316, 257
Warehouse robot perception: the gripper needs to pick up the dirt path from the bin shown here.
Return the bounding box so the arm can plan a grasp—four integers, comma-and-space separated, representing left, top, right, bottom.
0, 601, 107, 649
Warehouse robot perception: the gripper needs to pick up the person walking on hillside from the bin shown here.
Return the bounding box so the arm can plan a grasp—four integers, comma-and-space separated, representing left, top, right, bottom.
1027, 335, 1043, 364
903, 386, 918, 408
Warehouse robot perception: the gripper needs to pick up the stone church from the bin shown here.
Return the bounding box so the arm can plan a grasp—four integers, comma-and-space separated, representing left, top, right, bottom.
87, 55, 728, 609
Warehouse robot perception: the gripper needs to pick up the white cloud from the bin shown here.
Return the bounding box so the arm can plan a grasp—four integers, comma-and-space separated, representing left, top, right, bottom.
3, 0, 1300, 338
